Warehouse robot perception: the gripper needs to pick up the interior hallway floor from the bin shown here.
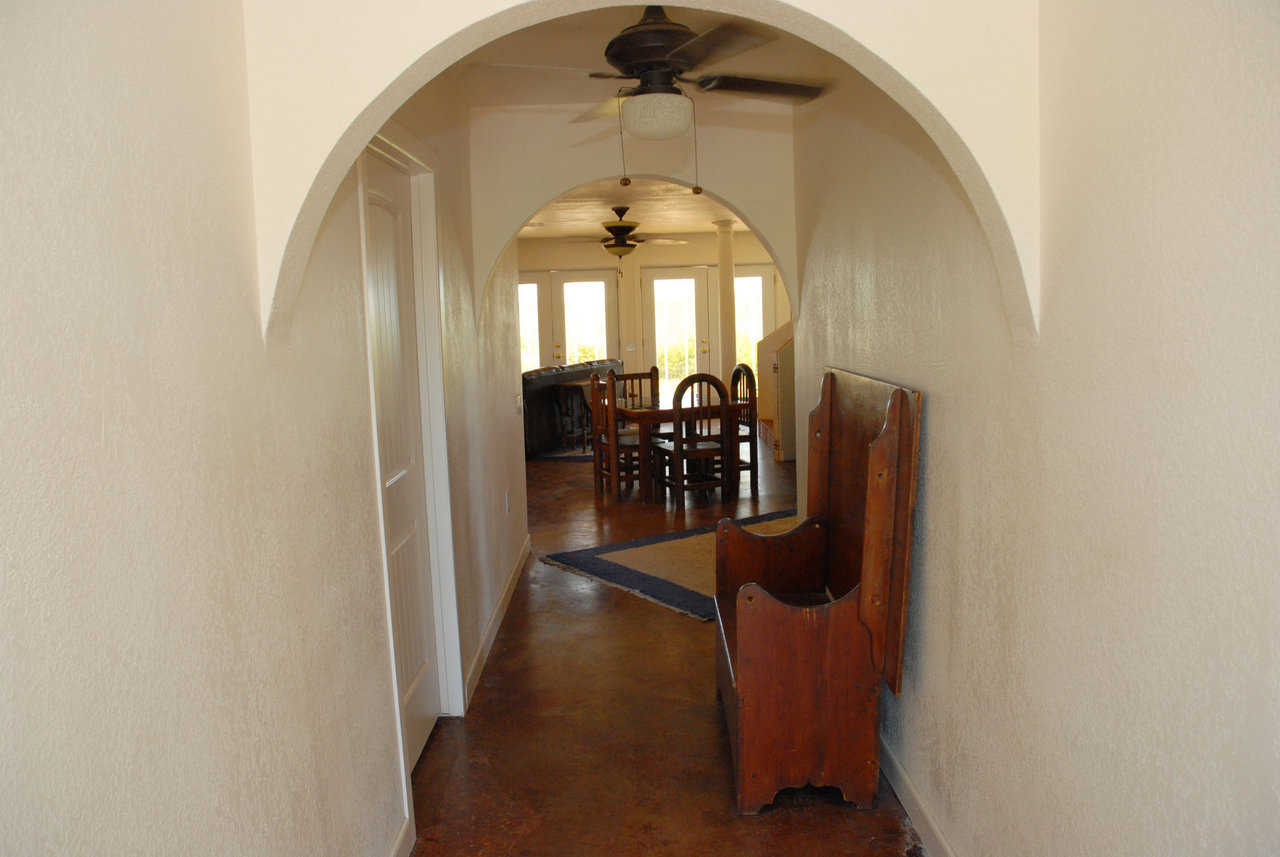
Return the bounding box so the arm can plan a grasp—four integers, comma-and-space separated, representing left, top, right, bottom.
409, 442, 923, 856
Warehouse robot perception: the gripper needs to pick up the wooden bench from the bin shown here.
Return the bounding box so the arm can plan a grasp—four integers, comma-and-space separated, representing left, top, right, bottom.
714, 368, 923, 814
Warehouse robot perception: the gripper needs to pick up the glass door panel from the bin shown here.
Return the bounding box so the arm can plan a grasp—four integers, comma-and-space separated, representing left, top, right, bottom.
643, 267, 711, 405
562, 279, 608, 363
517, 281, 541, 372
652, 277, 697, 405
733, 274, 764, 376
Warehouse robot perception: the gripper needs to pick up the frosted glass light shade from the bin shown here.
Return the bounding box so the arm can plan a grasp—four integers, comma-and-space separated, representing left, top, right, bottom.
620, 93, 693, 140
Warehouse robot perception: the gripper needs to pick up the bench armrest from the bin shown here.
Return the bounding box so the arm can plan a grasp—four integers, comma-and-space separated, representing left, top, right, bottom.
715, 516, 828, 659
715, 515, 828, 603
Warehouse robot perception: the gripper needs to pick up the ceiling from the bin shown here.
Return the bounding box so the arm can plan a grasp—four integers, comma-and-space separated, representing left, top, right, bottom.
518, 177, 744, 240
462, 6, 837, 83
459, 5, 839, 241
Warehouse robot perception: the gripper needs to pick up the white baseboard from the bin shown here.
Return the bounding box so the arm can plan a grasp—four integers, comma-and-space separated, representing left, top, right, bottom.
879, 737, 957, 857
389, 813, 414, 857
464, 534, 531, 705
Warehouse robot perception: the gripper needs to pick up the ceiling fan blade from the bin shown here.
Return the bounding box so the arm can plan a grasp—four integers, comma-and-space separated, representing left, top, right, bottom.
665, 22, 773, 70
638, 237, 689, 246
569, 95, 627, 124
694, 74, 825, 101
588, 71, 632, 79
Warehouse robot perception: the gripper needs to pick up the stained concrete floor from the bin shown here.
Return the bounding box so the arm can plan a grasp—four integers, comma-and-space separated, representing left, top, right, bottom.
409, 446, 923, 856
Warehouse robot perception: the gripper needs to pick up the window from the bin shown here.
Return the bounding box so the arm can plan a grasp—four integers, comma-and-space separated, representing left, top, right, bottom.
734, 274, 765, 376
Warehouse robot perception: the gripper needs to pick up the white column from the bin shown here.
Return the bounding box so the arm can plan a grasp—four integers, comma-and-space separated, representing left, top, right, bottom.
714, 219, 736, 379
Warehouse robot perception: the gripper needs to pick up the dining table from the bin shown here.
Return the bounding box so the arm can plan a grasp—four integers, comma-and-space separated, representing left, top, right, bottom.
616, 399, 749, 503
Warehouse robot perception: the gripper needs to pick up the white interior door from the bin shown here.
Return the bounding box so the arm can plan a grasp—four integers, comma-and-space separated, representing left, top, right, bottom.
642, 266, 711, 404
361, 150, 440, 769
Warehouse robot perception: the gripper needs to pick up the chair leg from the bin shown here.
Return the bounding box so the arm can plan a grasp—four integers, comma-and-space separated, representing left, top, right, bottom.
673, 455, 685, 509
749, 429, 759, 495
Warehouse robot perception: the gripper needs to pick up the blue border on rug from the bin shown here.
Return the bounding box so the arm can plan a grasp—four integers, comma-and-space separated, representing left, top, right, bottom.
545, 509, 798, 621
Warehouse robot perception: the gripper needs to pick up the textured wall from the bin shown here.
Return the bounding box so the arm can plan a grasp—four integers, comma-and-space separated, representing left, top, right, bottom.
0, 2, 404, 854
793, 3, 1279, 854
468, 93, 798, 305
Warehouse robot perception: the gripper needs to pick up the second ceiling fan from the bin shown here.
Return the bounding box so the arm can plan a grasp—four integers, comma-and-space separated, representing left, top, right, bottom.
562, 206, 688, 258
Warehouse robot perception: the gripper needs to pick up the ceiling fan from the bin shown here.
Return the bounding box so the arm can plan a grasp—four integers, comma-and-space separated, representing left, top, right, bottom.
582, 5, 825, 139
557, 206, 689, 257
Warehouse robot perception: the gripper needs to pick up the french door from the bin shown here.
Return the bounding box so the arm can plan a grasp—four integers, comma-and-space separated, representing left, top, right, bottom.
642, 264, 778, 402
519, 269, 619, 367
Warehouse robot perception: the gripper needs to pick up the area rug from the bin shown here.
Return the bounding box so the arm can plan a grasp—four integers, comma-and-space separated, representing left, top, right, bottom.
544, 510, 799, 620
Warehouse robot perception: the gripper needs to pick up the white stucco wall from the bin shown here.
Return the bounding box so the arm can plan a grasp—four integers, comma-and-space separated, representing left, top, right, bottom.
4, 2, 1276, 856
793, 3, 1279, 855
1, 3, 405, 854
242, 0, 1039, 338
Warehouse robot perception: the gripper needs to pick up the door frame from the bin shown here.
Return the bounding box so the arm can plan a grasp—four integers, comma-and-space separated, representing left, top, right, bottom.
371, 126, 466, 715
361, 127, 466, 823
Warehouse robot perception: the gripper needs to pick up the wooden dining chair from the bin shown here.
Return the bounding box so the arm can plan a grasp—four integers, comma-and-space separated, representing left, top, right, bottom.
652, 373, 731, 508
612, 366, 661, 409
555, 383, 590, 452
590, 371, 641, 499
612, 365, 668, 442
730, 363, 759, 496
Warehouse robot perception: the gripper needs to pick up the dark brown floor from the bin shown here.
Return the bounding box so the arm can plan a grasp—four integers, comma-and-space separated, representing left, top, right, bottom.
409, 443, 922, 856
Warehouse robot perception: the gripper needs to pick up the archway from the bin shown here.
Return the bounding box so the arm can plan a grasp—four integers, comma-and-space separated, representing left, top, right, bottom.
257, 2, 1037, 343
502, 174, 797, 468
292, 7, 1037, 852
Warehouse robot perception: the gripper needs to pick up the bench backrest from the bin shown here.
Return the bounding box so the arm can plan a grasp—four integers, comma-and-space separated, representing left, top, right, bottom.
806, 368, 922, 694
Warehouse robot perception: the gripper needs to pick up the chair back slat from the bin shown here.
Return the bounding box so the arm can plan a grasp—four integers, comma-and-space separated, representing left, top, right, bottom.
730, 363, 757, 426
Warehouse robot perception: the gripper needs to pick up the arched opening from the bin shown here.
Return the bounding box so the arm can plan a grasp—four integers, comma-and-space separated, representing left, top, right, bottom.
263, 1, 1036, 343
505, 173, 797, 474
288, 4, 1029, 851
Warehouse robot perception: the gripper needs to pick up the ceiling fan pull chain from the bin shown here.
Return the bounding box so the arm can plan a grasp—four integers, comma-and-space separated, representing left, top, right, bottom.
690, 96, 702, 195
617, 88, 632, 187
